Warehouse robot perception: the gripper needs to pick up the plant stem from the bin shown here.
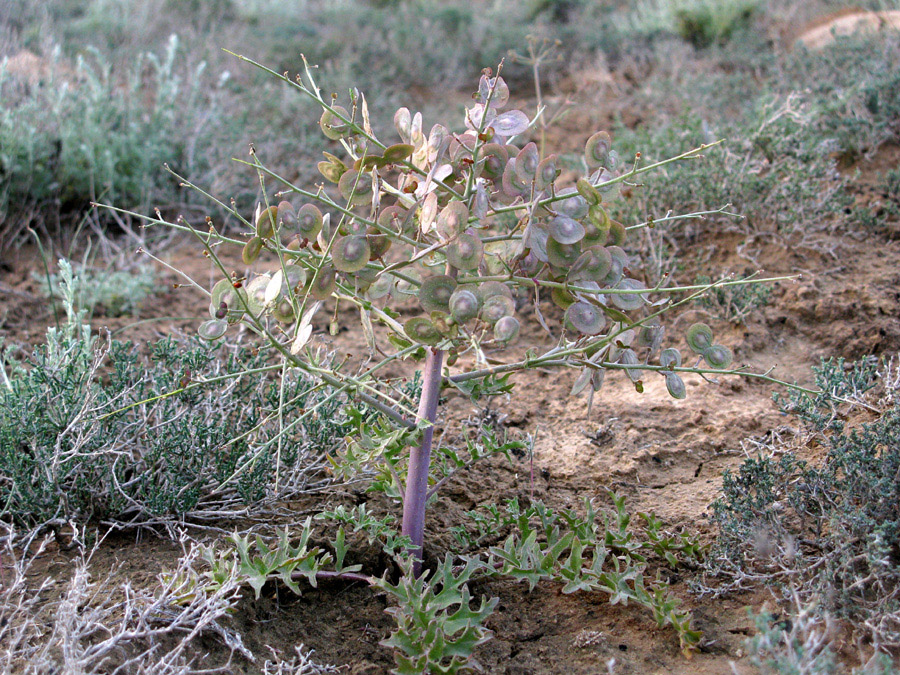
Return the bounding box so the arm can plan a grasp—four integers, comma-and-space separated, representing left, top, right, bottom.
401, 347, 444, 575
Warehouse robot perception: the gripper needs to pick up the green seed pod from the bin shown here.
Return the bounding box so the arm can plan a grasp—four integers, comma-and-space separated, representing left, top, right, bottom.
242, 236, 264, 265
278, 201, 297, 228
404, 317, 441, 345
584, 130, 612, 170
378, 204, 412, 236
569, 246, 612, 284
620, 348, 641, 382
431, 311, 455, 336
332, 236, 371, 273
338, 170, 373, 207
603, 246, 627, 286
209, 278, 246, 321
256, 205, 278, 239
446, 232, 484, 271
659, 347, 682, 370
437, 201, 470, 240
309, 265, 337, 300
348, 267, 378, 292
383, 143, 414, 162
610, 278, 646, 311
550, 285, 576, 309
366, 272, 394, 300
576, 177, 602, 206
565, 301, 607, 335
515, 142, 540, 182
245, 274, 271, 316
494, 315, 520, 343
547, 238, 582, 269
480, 294, 515, 325
449, 288, 480, 324
198, 318, 228, 341
686, 322, 714, 354
665, 372, 686, 399
272, 298, 295, 323
320, 105, 350, 140
703, 344, 733, 369
367, 228, 392, 260
419, 275, 458, 314
607, 219, 627, 247
297, 203, 324, 239
549, 215, 585, 245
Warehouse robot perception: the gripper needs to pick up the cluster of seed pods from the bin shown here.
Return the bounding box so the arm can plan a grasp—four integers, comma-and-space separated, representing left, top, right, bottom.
198, 72, 732, 397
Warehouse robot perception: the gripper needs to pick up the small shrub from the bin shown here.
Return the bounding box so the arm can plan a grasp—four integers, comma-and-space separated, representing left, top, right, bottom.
34, 259, 158, 318
693, 273, 771, 324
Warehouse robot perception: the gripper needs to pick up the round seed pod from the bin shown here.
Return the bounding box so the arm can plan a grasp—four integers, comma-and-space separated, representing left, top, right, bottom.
478, 281, 513, 301
272, 298, 295, 323
569, 246, 612, 284
437, 201, 469, 239
449, 288, 480, 324
502, 158, 528, 197
419, 275, 457, 314
383, 143, 414, 162
332, 236, 371, 273
297, 204, 324, 239
245, 274, 271, 316
256, 205, 278, 239
378, 204, 412, 236
320, 105, 350, 140
535, 155, 559, 191
341, 219, 367, 237
198, 318, 228, 341
446, 232, 484, 271
278, 201, 297, 229
582, 220, 609, 249
518, 250, 543, 276
665, 372, 686, 399
703, 344, 733, 369
338, 170, 373, 207
494, 315, 520, 343
686, 322, 714, 354
659, 347, 682, 370
547, 238, 581, 269
550, 285, 575, 309
584, 130, 612, 170
619, 348, 641, 382
603, 246, 627, 286
367, 228, 392, 260
549, 215, 585, 245
636, 324, 665, 357
242, 236, 264, 265
209, 279, 247, 322
555, 188, 589, 220
404, 317, 441, 345
607, 219, 627, 247
480, 143, 508, 181
480, 294, 515, 325
565, 301, 607, 335
309, 265, 337, 300
610, 278, 647, 311
347, 267, 378, 292
515, 142, 540, 182
526, 224, 550, 263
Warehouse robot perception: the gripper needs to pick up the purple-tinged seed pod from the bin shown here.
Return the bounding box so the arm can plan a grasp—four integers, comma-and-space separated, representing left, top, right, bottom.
404, 317, 441, 346
665, 372, 686, 399
449, 288, 480, 324
494, 315, 520, 343
419, 275, 458, 314
332, 236, 371, 273
565, 301, 607, 335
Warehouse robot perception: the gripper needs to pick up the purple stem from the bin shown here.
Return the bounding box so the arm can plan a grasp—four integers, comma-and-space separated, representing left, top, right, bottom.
401, 347, 444, 576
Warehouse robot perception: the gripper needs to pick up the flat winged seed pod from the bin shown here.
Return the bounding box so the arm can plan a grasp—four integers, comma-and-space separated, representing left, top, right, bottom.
449, 288, 480, 323
478, 74, 510, 108
245, 274, 271, 316
242, 236, 264, 265
494, 315, 520, 343
338, 170, 373, 206
478, 280, 513, 301
419, 275, 457, 314
256, 205, 278, 239
367, 228, 392, 260
209, 278, 246, 322
535, 155, 558, 190
489, 110, 530, 138
610, 278, 647, 311
341, 219, 368, 237
549, 215, 586, 245
637, 324, 665, 356
665, 372, 687, 399
297, 203, 324, 239
686, 322, 715, 354
332, 236, 371, 273
659, 347, 682, 370
619, 348, 641, 382
547, 238, 582, 268
703, 344, 733, 369
446, 232, 484, 270
515, 143, 540, 182
320, 105, 350, 140
603, 246, 627, 286
480, 143, 509, 181
569, 246, 612, 283
584, 131, 613, 169
272, 298, 295, 323
309, 265, 337, 300
565, 301, 607, 335
551, 285, 576, 309
502, 158, 529, 197
278, 201, 297, 228
480, 294, 515, 324
526, 224, 550, 263
555, 188, 589, 220
383, 143, 414, 162
607, 220, 627, 247
404, 317, 441, 346
198, 318, 228, 341
437, 201, 469, 239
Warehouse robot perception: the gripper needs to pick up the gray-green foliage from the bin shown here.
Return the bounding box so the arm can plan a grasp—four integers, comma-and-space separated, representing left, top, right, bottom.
0, 263, 357, 525
35, 260, 158, 317
704, 357, 900, 650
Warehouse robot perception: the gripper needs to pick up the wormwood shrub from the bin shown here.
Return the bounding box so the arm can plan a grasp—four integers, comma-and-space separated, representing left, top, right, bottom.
101, 57, 811, 668
34, 260, 158, 318
0, 261, 356, 526
701, 357, 900, 653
